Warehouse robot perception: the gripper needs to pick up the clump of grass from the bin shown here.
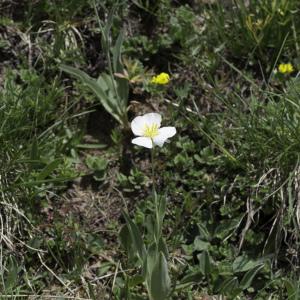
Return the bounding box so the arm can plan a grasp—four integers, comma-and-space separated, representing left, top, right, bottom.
210, 74, 300, 265
205, 0, 300, 71
0, 67, 81, 293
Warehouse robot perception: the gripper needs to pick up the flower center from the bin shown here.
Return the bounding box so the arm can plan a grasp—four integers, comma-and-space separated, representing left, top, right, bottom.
143, 123, 159, 138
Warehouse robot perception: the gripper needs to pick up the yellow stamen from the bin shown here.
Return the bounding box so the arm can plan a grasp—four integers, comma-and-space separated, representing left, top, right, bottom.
143, 124, 159, 138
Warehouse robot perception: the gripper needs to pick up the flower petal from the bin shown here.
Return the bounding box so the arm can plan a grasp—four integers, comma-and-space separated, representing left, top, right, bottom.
132, 137, 153, 148
131, 116, 146, 136
143, 113, 161, 128
153, 127, 176, 147
131, 113, 162, 136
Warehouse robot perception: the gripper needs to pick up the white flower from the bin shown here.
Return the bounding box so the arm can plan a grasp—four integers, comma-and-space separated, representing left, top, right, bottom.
131, 113, 176, 149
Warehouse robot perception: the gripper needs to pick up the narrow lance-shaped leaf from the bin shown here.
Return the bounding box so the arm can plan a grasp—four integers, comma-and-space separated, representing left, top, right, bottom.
30, 137, 39, 160
112, 30, 129, 107
103, 8, 115, 48
99, 73, 125, 113
119, 224, 133, 259
239, 263, 264, 290
198, 251, 211, 276
219, 277, 239, 295
60, 64, 123, 124
158, 195, 167, 233
4, 256, 19, 291
113, 31, 124, 73
284, 279, 300, 299
145, 242, 158, 292
158, 237, 169, 260
97, 73, 127, 123
122, 211, 146, 261
37, 159, 61, 180
150, 252, 171, 300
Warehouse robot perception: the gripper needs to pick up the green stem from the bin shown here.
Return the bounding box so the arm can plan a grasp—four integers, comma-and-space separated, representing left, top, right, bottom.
151, 146, 155, 191
151, 146, 159, 243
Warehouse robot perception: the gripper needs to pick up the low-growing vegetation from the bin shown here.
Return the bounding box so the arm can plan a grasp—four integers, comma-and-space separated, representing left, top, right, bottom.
1, 0, 300, 299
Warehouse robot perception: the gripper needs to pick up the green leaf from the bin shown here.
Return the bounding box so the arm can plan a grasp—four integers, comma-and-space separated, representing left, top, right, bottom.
103, 8, 115, 47
197, 223, 211, 241
98, 73, 125, 116
180, 271, 203, 285
60, 64, 105, 99
20, 176, 75, 187
158, 237, 169, 260
218, 277, 239, 294
113, 31, 124, 73
37, 159, 61, 180
60, 65, 123, 124
117, 77, 129, 108
158, 195, 167, 225
76, 143, 107, 149
119, 224, 132, 254
128, 274, 145, 288
194, 236, 210, 251
112, 31, 129, 106
154, 193, 167, 240
215, 218, 240, 239
239, 264, 264, 290
4, 256, 19, 290
150, 252, 171, 300
146, 243, 158, 285
85, 155, 107, 171
284, 279, 295, 298
30, 137, 39, 160
197, 251, 211, 276
122, 211, 146, 261
284, 279, 300, 299
145, 240, 169, 291
232, 255, 263, 273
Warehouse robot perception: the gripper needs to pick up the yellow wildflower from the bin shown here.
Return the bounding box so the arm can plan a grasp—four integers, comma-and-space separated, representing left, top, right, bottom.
278, 63, 294, 74
151, 72, 170, 85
